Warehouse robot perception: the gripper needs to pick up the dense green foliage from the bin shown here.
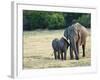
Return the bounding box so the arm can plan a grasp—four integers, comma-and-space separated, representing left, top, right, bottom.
23, 10, 91, 30
77, 14, 91, 28
47, 13, 65, 29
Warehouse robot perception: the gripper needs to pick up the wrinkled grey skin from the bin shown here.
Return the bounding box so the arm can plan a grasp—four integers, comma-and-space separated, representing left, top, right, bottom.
64, 22, 88, 60
52, 37, 70, 60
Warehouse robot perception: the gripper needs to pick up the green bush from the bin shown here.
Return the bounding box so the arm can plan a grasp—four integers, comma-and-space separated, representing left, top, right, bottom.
77, 14, 91, 28
30, 12, 48, 30
23, 10, 91, 30
47, 13, 65, 30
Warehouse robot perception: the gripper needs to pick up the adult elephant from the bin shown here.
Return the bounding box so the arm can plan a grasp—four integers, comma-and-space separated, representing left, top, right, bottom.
64, 22, 89, 60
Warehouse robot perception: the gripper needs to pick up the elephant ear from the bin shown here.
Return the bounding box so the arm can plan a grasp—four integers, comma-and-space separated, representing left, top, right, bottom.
66, 40, 70, 48
64, 28, 68, 38
64, 27, 70, 39
62, 36, 70, 44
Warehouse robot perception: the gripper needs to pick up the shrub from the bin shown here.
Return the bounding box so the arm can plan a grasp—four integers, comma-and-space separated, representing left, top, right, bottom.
47, 13, 65, 30
77, 14, 91, 28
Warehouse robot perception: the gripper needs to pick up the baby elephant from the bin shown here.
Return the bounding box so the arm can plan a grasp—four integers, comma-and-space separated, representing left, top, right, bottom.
52, 37, 70, 60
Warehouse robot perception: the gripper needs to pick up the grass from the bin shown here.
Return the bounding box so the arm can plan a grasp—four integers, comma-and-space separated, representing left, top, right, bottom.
23, 29, 91, 69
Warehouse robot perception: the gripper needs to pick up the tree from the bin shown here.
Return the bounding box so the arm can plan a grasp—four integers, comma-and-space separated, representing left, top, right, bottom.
47, 13, 65, 29
23, 10, 91, 30
77, 14, 91, 28
30, 11, 49, 30
23, 10, 32, 30
63, 13, 82, 27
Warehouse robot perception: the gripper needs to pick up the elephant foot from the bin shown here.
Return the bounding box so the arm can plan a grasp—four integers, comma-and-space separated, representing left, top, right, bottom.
82, 55, 85, 57
76, 57, 79, 60
64, 58, 66, 60
61, 57, 63, 60
70, 57, 74, 60
58, 58, 60, 60
54, 57, 57, 60
58, 56, 60, 59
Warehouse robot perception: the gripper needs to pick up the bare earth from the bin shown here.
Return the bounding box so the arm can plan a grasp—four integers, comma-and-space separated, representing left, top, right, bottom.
23, 29, 91, 69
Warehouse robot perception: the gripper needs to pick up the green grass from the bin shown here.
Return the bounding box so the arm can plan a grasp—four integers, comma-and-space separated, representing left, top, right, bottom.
23, 29, 91, 69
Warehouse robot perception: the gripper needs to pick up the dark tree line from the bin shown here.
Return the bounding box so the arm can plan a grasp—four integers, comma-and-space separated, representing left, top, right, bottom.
23, 10, 91, 30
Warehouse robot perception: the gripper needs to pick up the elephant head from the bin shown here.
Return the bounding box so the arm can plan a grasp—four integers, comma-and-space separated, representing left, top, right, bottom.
64, 25, 79, 60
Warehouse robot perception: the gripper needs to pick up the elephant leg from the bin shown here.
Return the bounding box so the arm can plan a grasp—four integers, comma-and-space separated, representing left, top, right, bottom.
76, 42, 79, 55
70, 45, 74, 60
82, 44, 85, 57
54, 51, 57, 60
61, 52, 63, 60
74, 46, 79, 60
71, 39, 79, 60
58, 50, 60, 59
64, 51, 66, 60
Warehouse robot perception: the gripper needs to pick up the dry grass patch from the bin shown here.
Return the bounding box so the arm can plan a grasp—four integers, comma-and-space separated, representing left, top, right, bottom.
23, 29, 91, 69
